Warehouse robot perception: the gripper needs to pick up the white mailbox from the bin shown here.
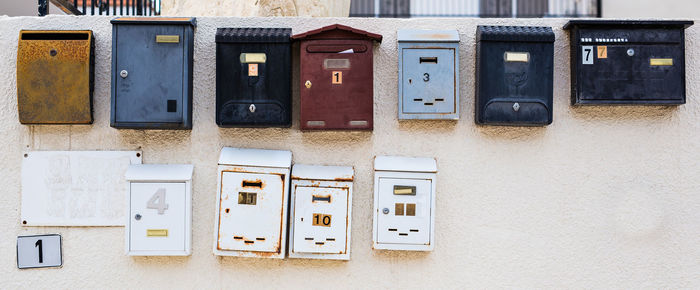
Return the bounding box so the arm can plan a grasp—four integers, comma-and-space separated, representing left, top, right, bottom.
214, 147, 292, 259
125, 164, 193, 256
373, 156, 436, 251
289, 164, 353, 260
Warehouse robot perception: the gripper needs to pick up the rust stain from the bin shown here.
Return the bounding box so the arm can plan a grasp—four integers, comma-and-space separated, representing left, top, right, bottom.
17, 30, 93, 124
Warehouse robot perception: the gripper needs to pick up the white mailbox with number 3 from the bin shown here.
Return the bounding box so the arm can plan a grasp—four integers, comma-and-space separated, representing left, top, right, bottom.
125, 164, 193, 256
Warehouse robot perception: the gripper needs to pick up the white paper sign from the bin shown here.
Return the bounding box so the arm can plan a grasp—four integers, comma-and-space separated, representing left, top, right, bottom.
17, 234, 62, 269
21, 151, 142, 226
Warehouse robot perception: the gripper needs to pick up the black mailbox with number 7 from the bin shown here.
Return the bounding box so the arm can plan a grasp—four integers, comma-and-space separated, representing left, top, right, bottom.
564, 20, 693, 105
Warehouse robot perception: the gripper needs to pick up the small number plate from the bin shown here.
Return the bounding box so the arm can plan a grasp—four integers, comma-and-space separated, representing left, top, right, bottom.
312, 213, 332, 227
331, 71, 342, 84
17, 234, 62, 269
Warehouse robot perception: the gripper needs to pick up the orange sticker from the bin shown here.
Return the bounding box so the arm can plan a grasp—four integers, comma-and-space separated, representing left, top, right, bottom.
248, 63, 258, 76
332, 71, 342, 84
597, 46, 607, 59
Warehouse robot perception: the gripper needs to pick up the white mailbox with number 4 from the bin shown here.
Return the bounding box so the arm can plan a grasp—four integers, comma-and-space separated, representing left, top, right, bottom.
214, 147, 292, 259
289, 164, 353, 260
125, 164, 193, 256
373, 156, 436, 251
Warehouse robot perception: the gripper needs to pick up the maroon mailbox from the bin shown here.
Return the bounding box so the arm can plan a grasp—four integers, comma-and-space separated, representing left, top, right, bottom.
292, 24, 382, 130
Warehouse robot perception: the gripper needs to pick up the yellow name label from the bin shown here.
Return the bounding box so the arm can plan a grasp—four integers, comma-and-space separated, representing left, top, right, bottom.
240, 53, 267, 63
156, 35, 180, 43
147, 229, 169, 237
650, 58, 673, 66
505, 52, 530, 62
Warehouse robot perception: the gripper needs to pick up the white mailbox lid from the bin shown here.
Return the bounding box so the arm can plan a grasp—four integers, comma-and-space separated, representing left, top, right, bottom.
292, 164, 354, 181
125, 164, 193, 182
397, 29, 459, 43
218, 147, 292, 168
374, 156, 437, 173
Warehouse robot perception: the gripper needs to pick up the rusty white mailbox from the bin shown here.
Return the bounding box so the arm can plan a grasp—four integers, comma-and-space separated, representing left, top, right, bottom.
214, 147, 292, 258
125, 164, 193, 256
373, 156, 436, 251
289, 164, 353, 260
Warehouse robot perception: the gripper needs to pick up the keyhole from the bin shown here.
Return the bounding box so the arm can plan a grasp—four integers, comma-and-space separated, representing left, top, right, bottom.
135, 214, 142, 220
49, 49, 57, 56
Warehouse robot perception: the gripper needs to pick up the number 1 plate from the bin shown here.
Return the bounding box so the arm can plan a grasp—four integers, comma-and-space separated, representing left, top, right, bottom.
17, 234, 62, 269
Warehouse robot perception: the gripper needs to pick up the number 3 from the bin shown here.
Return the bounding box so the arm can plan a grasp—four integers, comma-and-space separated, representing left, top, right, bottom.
147, 188, 168, 214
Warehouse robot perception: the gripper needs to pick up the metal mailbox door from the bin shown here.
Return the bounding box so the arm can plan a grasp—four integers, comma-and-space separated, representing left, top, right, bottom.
114, 25, 184, 124
217, 172, 285, 253
401, 48, 456, 114
16, 30, 94, 124
300, 40, 374, 130
578, 43, 684, 102
376, 178, 431, 245
292, 186, 349, 254
129, 182, 186, 252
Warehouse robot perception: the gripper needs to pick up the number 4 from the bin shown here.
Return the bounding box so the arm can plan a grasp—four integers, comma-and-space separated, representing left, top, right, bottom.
147, 188, 168, 215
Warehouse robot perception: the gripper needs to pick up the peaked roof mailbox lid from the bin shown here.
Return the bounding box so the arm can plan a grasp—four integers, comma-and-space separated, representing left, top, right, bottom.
398, 29, 459, 42
216, 27, 291, 43
563, 20, 693, 30
110, 17, 196, 26
477, 26, 554, 43
374, 156, 437, 173
292, 24, 382, 42
218, 147, 292, 168
125, 164, 194, 182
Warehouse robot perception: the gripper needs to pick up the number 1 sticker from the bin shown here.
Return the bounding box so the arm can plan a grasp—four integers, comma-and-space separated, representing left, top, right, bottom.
582, 46, 594, 64
332, 71, 342, 84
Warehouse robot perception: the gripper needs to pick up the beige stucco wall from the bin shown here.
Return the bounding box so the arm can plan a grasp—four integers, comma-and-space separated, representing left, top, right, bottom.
1, 15, 699, 288
603, 0, 700, 18
161, 0, 351, 16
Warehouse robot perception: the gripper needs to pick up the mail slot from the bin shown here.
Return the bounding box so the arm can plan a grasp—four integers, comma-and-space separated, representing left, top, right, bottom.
110, 17, 196, 129
475, 26, 554, 126
216, 28, 292, 127
16, 30, 94, 124
563, 20, 693, 105
398, 30, 459, 120
292, 24, 382, 130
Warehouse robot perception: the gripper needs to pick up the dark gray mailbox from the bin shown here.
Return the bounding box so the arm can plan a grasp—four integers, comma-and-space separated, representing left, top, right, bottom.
110, 17, 196, 129
475, 26, 554, 126
564, 20, 693, 105
215, 28, 291, 127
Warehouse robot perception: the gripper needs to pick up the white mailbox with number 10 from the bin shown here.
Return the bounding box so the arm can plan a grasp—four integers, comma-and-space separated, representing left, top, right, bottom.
125, 164, 193, 256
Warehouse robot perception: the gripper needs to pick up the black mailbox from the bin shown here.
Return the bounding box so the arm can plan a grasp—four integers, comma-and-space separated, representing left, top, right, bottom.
564, 20, 693, 105
216, 28, 291, 127
110, 17, 196, 129
475, 26, 554, 126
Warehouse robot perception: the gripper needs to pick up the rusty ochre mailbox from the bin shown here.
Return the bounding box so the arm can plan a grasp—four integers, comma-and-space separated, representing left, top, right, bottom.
292, 24, 382, 130
17, 30, 94, 124
110, 17, 196, 129
564, 20, 693, 105
475, 26, 554, 126
216, 28, 292, 127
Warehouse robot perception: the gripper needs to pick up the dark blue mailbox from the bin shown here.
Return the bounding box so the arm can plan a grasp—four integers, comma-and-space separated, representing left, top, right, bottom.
475, 26, 554, 126
110, 17, 196, 129
215, 28, 292, 127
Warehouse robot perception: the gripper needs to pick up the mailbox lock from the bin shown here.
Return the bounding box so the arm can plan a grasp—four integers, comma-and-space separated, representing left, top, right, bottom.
249, 104, 256, 113
382, 208, 390, 214
627, 48, 635, 56
120, 70, 128, 78
49, 49, 57, 57
305, 80, 312, 89
512, 102, 520, 112
134, 213, 142, 220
